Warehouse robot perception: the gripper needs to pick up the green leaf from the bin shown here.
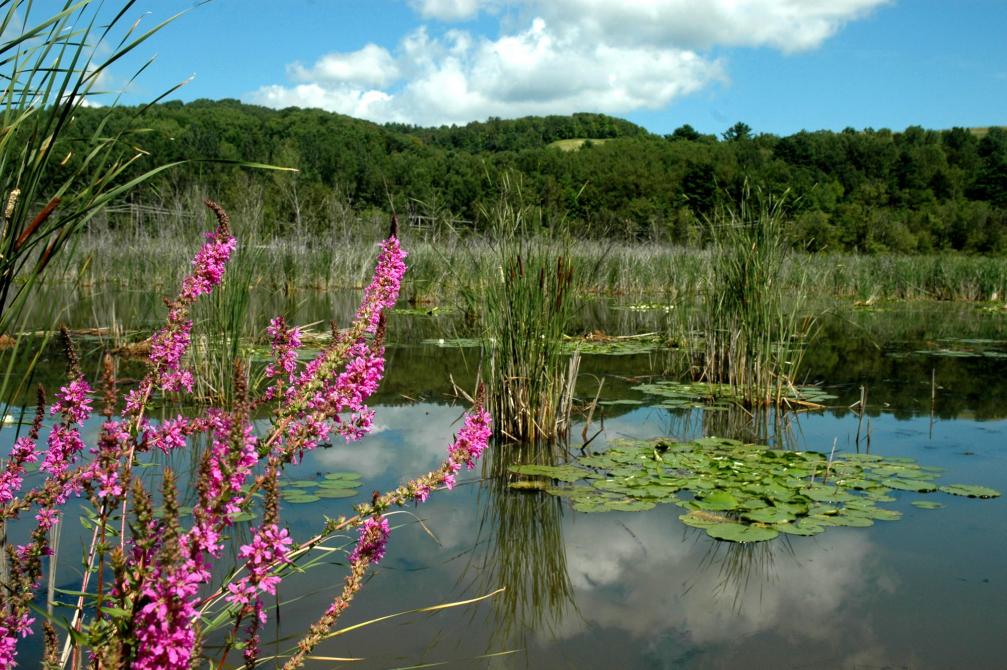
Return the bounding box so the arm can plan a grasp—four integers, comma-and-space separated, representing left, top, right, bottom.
508, 464, 585, 482
679, 511, 726, 528
693, 490, 739, 511
882, 478, 939, 492
911, 500, 945, 510
775, 519, 825, 536
315, 488, 358, 499
705, 522, 779, 543
939, 484, 1001, 499
743, 507, 796, 524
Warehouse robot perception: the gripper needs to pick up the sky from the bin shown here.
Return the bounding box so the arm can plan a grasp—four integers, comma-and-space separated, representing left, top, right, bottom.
63, 0, 1007, 136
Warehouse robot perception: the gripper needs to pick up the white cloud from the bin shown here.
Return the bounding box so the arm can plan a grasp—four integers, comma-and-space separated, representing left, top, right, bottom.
288, 43, 400, 88
245, 0, 888, 125
534, 0, 890, 53
409, 0, 483, 22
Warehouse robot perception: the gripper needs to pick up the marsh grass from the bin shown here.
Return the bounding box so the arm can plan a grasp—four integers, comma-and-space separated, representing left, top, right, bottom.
463, 189, 579, 444
189, 232, 263, 406
39, 181, 1007, 305
685, 190, 816, 407
0, 0, 196, 333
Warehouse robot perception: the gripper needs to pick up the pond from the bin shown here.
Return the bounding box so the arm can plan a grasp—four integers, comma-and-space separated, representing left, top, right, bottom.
3, 296, 1006, 668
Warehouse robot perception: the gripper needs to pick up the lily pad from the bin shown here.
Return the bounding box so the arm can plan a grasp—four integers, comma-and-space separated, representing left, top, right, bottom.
911, 500, 945, 510
705, 522, 779, 543
939, 484, 1001, 499
509, 464, 586, 483
693, 490, 739, 511
282, 494, 321, 504
315, 488, 358, 499
526, 434, 998, 543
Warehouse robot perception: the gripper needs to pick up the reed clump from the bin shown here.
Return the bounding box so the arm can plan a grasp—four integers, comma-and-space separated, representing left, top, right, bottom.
466, 193, 579, 444
689, 190, 814, 407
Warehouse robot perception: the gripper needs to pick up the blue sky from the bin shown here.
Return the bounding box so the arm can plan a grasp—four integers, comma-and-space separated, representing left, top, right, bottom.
74, 0, 1007, 136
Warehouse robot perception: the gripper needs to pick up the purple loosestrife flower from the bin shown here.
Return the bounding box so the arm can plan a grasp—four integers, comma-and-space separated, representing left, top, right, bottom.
265, 316, 302, 382
147, 319, 194, 393
202, 412, 259, 517
0, 437, 37, 506
354, 237, 407, 334
349, 516, 390, 566
131, 563, 203, 670
130, 202, 235, 404
51, 377, 92, 424
179, 227, 237, 302
0, 613, 33, 669
447, 405, 493, 471
144, 416, 191, 454
84, 421, 132, 500
225, 524, 293, 613
39, 425, 86, 499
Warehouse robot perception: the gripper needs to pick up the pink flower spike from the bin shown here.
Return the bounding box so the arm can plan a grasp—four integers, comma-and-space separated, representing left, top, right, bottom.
349, 516, 390, 566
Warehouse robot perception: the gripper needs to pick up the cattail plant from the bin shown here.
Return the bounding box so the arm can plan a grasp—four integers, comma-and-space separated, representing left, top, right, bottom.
686, 188, 815, 407
463, 183, 579, 444
0, 202, 492, 669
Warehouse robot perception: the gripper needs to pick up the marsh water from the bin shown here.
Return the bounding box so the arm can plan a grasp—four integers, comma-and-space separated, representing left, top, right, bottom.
4, 292, 1007, 669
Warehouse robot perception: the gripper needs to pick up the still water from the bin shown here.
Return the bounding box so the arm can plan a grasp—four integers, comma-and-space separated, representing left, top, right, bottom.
4, 298, 1007, 668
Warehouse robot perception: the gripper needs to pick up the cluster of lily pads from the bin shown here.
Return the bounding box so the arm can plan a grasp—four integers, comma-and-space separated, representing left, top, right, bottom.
894, 338, 1007, 360
280, 471, 364, 504
509, 436, 999, 543
630, 380, 838, 410
421, 334, 667, 356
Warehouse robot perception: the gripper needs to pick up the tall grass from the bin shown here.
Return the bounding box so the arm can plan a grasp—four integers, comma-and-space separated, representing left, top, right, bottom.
53, 196, 1007, 304
0, 0, 194, 333
685, 190, 815, 407
463, 190, 579, 443
189, 231, 262, 407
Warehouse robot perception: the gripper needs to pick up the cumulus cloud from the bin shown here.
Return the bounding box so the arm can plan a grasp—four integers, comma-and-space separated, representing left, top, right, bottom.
409, 0, 483, 22
246, 0, 888, 125
288, 43, 400, 88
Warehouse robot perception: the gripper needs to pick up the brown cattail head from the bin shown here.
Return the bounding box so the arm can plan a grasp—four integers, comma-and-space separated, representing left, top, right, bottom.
14, 196, 59, 251
388, 212, 399, 239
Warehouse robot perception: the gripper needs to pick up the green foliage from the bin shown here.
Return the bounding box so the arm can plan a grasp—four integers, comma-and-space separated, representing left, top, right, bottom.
509, 436, 1000, 543
62, 100, 1007, 251
0, 1, 190, 333
463, 178, 579, 443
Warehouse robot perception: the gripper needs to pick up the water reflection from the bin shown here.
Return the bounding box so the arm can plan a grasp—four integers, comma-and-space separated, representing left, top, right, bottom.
469, 443, 577, 646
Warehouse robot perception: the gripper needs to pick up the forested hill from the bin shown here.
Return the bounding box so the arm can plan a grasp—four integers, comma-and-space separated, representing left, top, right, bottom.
69, 99, 1007, 252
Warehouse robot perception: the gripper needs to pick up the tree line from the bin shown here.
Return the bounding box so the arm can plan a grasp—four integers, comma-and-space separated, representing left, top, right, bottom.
59, 99, 1007, 252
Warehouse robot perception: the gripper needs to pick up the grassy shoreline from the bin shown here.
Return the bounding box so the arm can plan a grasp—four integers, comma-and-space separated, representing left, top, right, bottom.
49, 223, 1007, 304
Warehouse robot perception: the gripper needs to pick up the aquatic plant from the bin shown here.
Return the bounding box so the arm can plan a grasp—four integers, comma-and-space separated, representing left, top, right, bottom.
510, 435, 1000, 543
683, 189, 816, 407
462, 182, 579, 443
0, 202, 492, 669
0, 1, 199, 333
